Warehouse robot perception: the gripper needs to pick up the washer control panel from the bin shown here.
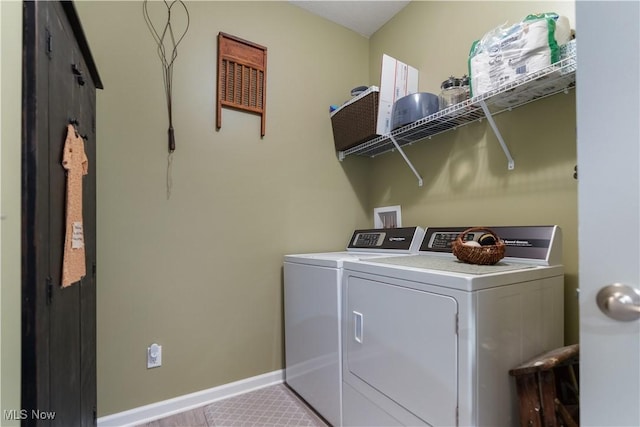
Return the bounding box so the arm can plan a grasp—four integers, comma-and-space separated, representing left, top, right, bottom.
347, 227, 425, 253
353, 232, 386, 247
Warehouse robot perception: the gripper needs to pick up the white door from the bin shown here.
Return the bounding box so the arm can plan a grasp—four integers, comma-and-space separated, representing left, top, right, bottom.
577, 1, 640, 426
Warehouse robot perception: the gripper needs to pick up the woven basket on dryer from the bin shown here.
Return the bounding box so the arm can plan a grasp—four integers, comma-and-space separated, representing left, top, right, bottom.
452, 227, 506, 265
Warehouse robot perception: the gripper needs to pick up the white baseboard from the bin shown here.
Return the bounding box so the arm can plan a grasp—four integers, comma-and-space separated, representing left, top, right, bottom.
97, 369, 284, 427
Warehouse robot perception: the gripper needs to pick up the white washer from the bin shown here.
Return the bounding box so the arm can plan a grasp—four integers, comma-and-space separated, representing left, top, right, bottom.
341, 226, 565, 427
284, 227, 425, 427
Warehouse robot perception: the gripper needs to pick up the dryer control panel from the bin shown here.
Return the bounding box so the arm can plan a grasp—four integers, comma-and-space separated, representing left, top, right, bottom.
428, 231, 478, 249
420, 225, 562, 265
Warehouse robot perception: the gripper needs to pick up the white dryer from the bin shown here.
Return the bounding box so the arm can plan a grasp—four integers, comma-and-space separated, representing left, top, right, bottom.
284, 227, 425, 427
340, 226, 565, 427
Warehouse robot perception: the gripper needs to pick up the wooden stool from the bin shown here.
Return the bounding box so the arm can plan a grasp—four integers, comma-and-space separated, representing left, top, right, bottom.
509, 344, 580, 427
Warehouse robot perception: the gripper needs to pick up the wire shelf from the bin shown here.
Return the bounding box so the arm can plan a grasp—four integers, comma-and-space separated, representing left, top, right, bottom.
339, 54, 576, 159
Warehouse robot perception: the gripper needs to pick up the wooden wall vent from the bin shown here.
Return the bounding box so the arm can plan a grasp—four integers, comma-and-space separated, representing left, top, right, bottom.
216, 32, 267, 137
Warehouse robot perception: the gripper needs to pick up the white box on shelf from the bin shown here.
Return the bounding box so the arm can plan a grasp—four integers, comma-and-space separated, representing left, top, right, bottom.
376, 54, 419, 135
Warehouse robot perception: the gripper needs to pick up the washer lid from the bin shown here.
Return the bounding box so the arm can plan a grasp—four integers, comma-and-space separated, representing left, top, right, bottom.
283, 251, 407, 268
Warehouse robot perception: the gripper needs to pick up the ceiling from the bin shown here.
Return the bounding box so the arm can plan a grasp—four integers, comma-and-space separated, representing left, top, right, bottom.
289, 1, 411, 38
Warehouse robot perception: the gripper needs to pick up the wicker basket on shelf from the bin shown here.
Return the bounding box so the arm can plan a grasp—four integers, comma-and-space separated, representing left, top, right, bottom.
330, 88, 380, 151
452, 227, 506, 265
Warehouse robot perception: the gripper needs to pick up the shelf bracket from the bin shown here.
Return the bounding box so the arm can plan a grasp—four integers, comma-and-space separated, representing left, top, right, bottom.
389, 135, 423, 186
479, 100, 515, 170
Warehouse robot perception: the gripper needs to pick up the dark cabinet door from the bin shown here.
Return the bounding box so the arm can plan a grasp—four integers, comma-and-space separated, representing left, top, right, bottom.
22, 2, 102, 426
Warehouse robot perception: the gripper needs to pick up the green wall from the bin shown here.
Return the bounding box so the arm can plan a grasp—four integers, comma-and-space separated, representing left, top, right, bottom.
1, 0, 578, 420
75, 0, 371, 416
367, 1, 578, 344
1, 1, 23, 425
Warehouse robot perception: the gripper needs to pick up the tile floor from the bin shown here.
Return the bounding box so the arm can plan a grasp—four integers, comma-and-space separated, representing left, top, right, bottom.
138, 384, 328, 427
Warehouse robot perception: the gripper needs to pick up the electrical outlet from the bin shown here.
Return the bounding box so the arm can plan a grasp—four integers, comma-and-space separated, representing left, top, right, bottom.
147, 343, 162, 369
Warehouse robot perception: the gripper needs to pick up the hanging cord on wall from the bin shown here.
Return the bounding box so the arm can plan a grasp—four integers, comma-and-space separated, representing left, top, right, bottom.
166, 153, 174, 200
142, 0, 190, 198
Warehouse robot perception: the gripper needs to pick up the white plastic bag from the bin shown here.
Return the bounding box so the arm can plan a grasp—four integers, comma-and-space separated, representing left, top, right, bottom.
468, 12, 568, 97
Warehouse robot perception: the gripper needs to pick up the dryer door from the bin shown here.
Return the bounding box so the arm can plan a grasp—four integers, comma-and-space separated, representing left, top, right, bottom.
345, 276, 458, 426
